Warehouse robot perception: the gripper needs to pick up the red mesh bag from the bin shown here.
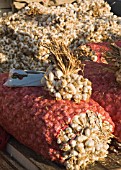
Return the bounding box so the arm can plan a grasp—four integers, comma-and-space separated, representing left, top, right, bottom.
0, 73, 114, 169
84, 61, 121, 142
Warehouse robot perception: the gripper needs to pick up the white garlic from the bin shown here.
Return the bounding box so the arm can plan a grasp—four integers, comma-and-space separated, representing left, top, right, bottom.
63, 135, 69, 142
71, 73, 79, 80
85, 139, 94, 147
76, 143, 84, 150
65, 127, 73, 134
74, 165, 80, 170
57, 138, 62, 144
73, 94, 82, 101
103, 144, 109, 150
49, 88, 56, 93
95, 144, 102, 151
67, 83, 77, 95
65, 163, 74, 170
83, 79, 89, 86
82, 93, 88, 101
84, 128, 91, 137
61, 143, 71, 151
55, 69, 63, 79
75, 125, 82, 131
83, 87, 89, 93
76, 136, 82, 142
70, 150, 78, 157
48, 71, 55, 82
46, 81, 52, 89
63, 93, 73, 100
72, 115, 80, 124
70, 123, 78, 129
68, 133, 76, 139
61, 79, 68, 88
55, 92, 62, 100
91, 55, 98, 62
70, 140, 77, 148
77, 83, 83, 89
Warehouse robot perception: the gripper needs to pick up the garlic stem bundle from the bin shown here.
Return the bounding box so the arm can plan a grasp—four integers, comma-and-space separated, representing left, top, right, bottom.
41, 38, 92, 102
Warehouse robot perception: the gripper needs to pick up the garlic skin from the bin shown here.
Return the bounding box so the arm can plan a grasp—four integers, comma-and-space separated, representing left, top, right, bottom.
57, 110, 113, 170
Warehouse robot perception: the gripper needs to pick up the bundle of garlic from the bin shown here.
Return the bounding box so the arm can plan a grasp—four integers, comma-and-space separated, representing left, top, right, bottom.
41, 39, 92, 102
57, 110, 113, 170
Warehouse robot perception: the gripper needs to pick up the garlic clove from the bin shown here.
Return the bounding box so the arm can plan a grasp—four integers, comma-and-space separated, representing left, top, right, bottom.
84, 128, 91, 137
70, 140, 77, 148
85, 139, 94, 147
54, 69, 63, 79
48, 71, 55, 82
54, 92, 62, 100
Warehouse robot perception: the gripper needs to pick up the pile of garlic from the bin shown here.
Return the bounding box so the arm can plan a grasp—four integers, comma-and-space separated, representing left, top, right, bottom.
57, 110, 113, 170
0, 0, 121, 73
41, 64, 92, 102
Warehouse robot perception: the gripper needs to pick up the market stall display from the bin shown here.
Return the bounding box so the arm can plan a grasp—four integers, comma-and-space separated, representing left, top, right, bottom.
0, 0, 121, 169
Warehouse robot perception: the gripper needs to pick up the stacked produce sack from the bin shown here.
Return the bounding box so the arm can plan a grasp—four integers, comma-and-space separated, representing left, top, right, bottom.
81, 41, 121, 142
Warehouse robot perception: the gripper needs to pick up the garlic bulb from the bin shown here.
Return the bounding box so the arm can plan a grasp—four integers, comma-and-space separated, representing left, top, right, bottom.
43, 64, 92, 103
57, 110, 113, 170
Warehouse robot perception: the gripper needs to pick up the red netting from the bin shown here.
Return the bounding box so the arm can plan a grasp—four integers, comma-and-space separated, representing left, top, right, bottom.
84, 61, 121, 142
87, 41, 121, 63
0, 73, 114, 162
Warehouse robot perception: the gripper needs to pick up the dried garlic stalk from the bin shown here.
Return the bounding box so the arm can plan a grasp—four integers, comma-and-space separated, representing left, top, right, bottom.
41, 38, 92, 102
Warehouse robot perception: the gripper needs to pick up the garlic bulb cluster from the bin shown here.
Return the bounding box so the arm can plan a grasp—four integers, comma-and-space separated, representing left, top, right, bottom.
41, 64, 92, 102
0, 0, 121, 73
57, 110, 113, 170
